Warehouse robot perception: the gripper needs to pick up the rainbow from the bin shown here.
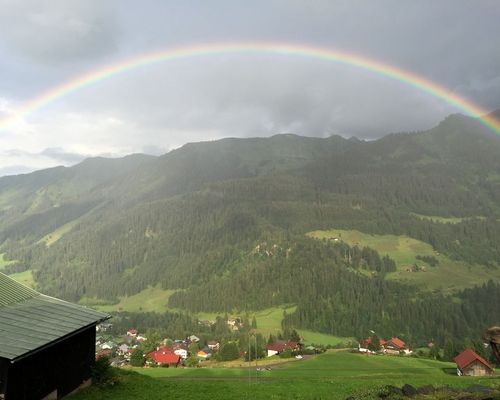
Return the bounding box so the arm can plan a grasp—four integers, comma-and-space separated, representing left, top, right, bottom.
1, 41, 499, 134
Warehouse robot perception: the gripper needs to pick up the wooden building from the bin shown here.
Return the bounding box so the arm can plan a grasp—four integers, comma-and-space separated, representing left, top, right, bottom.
0, 272, 109, 399
454, 348, 494, 376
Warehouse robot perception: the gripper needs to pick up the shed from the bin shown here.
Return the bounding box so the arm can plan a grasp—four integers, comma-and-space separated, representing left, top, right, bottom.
0, 272, 109, 399
454, 349, 494, 376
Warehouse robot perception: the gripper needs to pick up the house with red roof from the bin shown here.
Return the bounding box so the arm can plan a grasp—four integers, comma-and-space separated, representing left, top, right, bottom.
454, 349, 494, 376
383, 337, 409, 355
266, 341, 300, 357
358, 336, 412, 355
358, 337, 386, 353
147, 347, 180, 367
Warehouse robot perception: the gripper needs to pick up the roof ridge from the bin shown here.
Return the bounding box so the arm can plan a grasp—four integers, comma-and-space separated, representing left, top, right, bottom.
0, 271, 40, 307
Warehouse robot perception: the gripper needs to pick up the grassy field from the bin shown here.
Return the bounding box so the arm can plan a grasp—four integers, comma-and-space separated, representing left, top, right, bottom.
38, 219, 79, 247
7, 269, 35, 288
0, 252, 16, 270
84, 288, 351, 346
69, 351, 500, 400
196, 306, 352, 346
81, 285, 176, 313
297, 330, 355, 346
308, 228, 500, 291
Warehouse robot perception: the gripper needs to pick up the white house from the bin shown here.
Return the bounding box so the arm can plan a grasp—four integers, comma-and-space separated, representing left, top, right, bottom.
174, 348, 188, 359
188, 335, 200, 343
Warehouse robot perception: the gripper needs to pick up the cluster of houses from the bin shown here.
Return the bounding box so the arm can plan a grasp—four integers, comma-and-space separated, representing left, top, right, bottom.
95, 327, 224, 367
358, 336, 495, 377
358, 336, 413, 355
95, 323, 308, 368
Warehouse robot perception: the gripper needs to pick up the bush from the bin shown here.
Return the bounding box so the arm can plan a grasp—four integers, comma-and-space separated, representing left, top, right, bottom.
279, 349, 293, 359
130, 349, 145, 367
219, 342, 240, 361
91, 357, 117, 387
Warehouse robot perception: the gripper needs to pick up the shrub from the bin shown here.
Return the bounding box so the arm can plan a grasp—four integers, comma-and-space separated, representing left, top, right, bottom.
91, 357, 118, 387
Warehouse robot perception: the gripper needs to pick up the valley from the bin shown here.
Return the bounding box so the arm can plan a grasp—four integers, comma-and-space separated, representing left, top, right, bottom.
0, 113, 499, 373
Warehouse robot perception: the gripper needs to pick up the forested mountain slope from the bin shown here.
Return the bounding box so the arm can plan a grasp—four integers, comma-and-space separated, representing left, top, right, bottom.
1, 112, 499, 342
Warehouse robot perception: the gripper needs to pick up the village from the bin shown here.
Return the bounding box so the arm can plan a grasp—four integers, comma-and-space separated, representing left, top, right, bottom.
94, 320, 495, 378
94, 318, 306, 369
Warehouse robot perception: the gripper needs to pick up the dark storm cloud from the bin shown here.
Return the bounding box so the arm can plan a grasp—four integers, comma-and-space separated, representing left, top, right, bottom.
0, 0, 499, 175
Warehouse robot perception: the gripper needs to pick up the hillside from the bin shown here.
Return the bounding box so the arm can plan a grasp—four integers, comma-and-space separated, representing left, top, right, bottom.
1, 112, 500, 343
70, 351, 500, 400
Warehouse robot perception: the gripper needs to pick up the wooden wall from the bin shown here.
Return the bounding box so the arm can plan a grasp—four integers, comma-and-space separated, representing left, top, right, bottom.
4, 326, 96, 399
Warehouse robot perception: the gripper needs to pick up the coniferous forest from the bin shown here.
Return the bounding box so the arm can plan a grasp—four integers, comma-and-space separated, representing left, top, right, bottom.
0, 113, 499, 345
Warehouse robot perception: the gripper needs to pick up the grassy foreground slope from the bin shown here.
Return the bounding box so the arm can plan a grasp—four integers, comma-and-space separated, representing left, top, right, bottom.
70, 352, 499, 400
308, 229, 500, 291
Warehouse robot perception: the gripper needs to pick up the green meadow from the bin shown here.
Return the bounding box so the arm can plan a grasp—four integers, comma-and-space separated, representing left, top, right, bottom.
6, 270, 35, 288
308, 228, 500, 292
81, 285, 176, 313
69, 351, 500, 400
196, 306, 351, 346
38, 219, 80, 247
0, 253, 15, 270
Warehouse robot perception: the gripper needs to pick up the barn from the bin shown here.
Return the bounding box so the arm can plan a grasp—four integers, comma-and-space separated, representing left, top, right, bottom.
454, 348, 494, 377
0, 272, 109, 399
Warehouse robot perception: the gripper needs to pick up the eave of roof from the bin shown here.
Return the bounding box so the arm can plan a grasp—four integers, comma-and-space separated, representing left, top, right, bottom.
0, 272, 109, 362
454, 349, 493, 371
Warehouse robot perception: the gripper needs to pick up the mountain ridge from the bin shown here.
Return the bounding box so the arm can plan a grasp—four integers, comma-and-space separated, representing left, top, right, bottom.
0, 112, 499, 342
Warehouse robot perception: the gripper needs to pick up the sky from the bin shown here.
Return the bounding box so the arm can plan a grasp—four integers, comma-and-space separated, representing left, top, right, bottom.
0, 0, 499, 175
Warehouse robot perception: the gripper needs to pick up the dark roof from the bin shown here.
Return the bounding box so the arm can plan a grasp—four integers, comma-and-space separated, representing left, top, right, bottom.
0, 272, 109, 362
454, 348, 493, 371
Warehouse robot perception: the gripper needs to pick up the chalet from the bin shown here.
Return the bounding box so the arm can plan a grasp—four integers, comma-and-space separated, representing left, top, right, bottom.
266, 341, 300, 357
0, 272, 109, 400
358, 337, 386, 353
383, 337, 411, 355
454, 349, 494, 377
173, 343, 188, 359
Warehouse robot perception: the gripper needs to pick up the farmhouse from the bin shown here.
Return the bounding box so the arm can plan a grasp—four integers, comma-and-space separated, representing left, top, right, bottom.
383, 337, 410, 355
0, 272, 109, 399
266, 341, 300, 357
454, 349, 494, 376
358, 336, 412, 355
358, 337, 386, 353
